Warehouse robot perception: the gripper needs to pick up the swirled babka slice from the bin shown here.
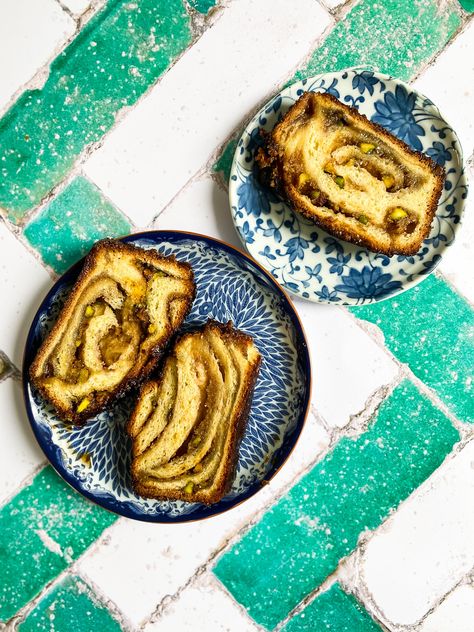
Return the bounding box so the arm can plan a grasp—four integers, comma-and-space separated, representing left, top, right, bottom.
30, 239, 195, 424
256, 92, 445, 255
128, 321, 261, 504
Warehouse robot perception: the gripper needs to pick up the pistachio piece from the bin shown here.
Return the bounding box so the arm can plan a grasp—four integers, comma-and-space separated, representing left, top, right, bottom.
360, 142, 375, 154
382, 174, 395, 189
78, 368, 89, 383
334, 175, 345, 189
148, 323, 157, 334
76, 397, 90, 413
298, 172, 310, 187
389, 207, 408, 221
75, 339, 82, 348
184, 481, 194, 494
191, 436, 201, 447
358, 214, 369, 224
84, 305, 94, 318
310, 189, 321, 203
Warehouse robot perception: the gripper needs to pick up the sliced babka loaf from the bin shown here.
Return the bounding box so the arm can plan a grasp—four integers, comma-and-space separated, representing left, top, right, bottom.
128, 321, 261, 504
30, 239, 195, 424
256, 91, 445, 255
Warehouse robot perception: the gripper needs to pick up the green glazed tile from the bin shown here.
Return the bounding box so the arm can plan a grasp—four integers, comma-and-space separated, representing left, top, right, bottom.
353, 274, 474, 423
213, 0, 460, 178
214, 380, 458, 630
24, 176, 131, 274
458, 0, 474, 11
188, 0, 217, 14
294, 0, 460, 82
0, 0, 192, 222
18, 575, 122, 632
281, 584, 381, 632
213, 137, 238, 184
0, 467, 116, 623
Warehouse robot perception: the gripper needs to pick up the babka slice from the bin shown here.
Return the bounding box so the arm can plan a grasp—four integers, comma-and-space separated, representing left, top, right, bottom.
256, 91, 445, 255
128, 321, 261, 504
30, 239, 195, 425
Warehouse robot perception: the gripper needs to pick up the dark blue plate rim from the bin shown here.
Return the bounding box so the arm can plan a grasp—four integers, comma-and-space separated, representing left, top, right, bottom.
22, 230, 312, 523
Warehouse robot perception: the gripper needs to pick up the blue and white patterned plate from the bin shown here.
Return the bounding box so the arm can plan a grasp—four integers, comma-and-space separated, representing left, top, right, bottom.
230, 70, 467, 305
23, 231, 311, 522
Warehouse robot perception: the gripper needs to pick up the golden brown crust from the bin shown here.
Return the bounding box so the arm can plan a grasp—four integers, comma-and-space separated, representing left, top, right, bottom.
128, 320, 261, 505
256, 92, 445, 256
30, 239, 195, 425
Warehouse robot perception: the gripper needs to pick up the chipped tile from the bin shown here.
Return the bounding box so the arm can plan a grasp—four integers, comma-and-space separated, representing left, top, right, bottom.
353, 273, 474, 423
213, 380, 459, 629
0, 0, 192, 222
24, 176, 131, 274
83, 0, 331, 225
362, 440, 474, 625
0, 0, 75, 112
0, 467, 116, 622
281, 583, 381, 632
0, 219, 50, 367
18, 575, 122, 632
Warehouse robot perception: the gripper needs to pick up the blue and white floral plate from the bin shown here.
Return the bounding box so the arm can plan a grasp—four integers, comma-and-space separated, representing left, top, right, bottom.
23, 231, 311, 522
230, 70, 467, 304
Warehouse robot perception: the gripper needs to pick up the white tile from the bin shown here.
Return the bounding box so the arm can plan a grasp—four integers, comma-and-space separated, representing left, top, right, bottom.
0, 378, 45, 504
420, 584, 474, 632
84, 0, 331, 225
294, 301, 398, 428
60, 0, 91, 15
152, 176, 241, 248
0, 0, 75, 111
438, 162, 474, 304
77, 420, 329, 626
145, 573, 258, 632
323, 0, 348, 9
414, 20, 474, 154
0, 221, 51, 367
361, 441, 474, 626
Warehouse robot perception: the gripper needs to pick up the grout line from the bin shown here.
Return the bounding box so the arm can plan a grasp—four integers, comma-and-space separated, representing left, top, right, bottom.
409, 9, 474, 84
74, 569, 135, 631
0, 462, 48, 513
53, 0, 77, 23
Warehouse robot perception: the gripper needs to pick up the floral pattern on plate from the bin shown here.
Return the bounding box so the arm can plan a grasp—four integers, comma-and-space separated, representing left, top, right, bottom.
23, 232, 310, 522
230, 70, 467, 305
